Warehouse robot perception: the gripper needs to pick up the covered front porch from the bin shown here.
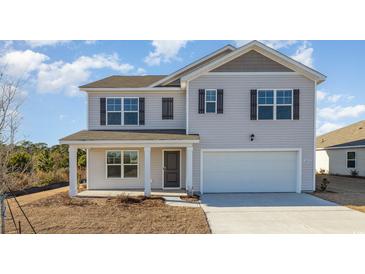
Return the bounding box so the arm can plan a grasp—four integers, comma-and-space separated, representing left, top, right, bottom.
60, 130, 199, 197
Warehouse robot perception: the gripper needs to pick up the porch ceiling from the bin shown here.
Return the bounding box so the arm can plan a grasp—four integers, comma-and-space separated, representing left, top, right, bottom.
60, 129, 199, 144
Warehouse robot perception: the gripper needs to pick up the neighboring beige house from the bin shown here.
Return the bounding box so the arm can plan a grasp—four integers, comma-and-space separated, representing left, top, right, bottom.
316, 120, 365, 176
60, 40, 326, 196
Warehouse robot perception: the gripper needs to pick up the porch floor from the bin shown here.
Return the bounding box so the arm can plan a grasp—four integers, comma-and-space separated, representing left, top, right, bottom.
77, 189, 187, 198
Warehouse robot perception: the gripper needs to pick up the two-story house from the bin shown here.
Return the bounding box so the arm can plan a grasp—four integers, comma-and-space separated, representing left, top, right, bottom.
60, 41, 326, 197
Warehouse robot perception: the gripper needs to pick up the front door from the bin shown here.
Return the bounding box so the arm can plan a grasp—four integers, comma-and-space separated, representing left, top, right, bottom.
163, 151, 180, 188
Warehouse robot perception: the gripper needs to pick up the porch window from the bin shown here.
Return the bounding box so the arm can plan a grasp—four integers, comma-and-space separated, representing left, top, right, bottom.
124, 98, 139, 125
107, 98, 122, 125
347, 151, 356, 168
106, 150, 139, 178
106, 151, 122, 178
123, 151, 139, 178
205, 89, 217, 113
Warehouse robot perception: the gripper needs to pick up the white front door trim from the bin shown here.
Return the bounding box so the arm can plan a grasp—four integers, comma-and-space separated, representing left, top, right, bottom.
200, 148, 302, 194
161, 149, 182, 190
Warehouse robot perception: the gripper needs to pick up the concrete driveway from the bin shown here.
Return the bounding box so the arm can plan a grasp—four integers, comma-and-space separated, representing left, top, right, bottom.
200, 193, 365, 233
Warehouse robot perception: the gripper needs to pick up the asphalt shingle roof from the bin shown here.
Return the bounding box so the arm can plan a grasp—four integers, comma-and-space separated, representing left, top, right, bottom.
316, 120, 365, 148
79, 75, 167, 89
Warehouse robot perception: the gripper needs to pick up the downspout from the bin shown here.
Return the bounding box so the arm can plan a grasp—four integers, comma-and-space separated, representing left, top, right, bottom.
313, 80, 317, 191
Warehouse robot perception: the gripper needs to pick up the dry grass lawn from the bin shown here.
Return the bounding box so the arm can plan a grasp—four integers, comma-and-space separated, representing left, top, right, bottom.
314, 175, 365, 213
5, 191, 210, 234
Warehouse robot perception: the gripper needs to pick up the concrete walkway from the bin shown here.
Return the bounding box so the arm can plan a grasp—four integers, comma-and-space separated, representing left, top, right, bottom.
200, 193, 365, 233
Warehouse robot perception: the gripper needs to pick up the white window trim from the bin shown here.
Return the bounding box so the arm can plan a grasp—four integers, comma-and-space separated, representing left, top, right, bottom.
346, 151, 356, 169
257, 89, 293, 120
123, 97, 139, 126
106, 97, 122, 126
105, 150, 139, 179
205, 89, 217, 114
106, 97, 139, 126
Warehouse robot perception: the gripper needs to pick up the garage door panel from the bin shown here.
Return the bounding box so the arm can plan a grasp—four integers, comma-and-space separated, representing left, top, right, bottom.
203, 151, 297, 193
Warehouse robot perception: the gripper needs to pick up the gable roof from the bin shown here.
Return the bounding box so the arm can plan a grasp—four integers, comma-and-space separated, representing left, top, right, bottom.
316, 120, 365, 149
149, 44, 236, 87
79, 75, 166, 89
181, 40, 326, 84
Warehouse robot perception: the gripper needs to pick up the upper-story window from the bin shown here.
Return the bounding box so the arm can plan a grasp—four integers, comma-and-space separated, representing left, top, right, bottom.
106, 97, 139, 125
107, 98, 122, 125
205, 89, 217, 113
258, 89, 293, 120
124, 98, 139, 125
258, 90, 274, 119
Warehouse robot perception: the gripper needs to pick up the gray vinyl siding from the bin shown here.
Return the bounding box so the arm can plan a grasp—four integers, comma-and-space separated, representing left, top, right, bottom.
212, 50, 293, 72
88, 147, 186, 190
189, 74, 316, 192
325, 148, 365, 176
88, 91, 186, 130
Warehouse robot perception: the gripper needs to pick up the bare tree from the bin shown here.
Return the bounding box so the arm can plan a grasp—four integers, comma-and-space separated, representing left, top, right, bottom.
0, 70, 24, 233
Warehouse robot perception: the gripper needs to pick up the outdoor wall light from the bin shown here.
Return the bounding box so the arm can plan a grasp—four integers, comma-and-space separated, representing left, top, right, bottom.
250, 134, 255, 141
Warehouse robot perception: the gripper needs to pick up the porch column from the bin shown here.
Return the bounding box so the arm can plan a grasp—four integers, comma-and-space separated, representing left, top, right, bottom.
68, 146, 78, 197
144, 146, 152, 197
186, 146, 193, 195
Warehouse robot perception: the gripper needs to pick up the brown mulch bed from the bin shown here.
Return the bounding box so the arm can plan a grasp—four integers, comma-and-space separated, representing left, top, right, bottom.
313, 175, 365, 214
5, 192, 210, 234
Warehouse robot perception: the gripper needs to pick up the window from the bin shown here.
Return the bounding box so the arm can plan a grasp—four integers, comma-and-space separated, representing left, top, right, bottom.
205, 89, 217, 113
257, 89, 293, 120
107, 98, 122, 125
124, 98, 138, 125
347, 152, 356, 168
123, 151, 138, 178
276, 90, 293, 120
106, 151, 122, 178
162, 98, 174, 119
106, 97, 139, 125
258, 90, 274, 120
106, 150, 139, 178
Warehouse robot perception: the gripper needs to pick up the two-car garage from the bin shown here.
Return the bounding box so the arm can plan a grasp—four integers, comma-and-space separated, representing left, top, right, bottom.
201, 150, 300, 193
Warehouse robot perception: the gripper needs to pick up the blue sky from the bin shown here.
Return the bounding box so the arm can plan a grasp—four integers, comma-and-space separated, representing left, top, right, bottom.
1, 40, 364, 145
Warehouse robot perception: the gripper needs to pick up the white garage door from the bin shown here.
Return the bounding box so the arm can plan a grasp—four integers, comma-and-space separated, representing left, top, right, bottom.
202, 151, 298, 193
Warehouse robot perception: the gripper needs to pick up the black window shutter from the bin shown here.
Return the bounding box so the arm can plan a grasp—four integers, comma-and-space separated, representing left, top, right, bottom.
217, 89, 224, 114
100, 98, 106, 125
198, 89, 205, 114
139, 98, 145, 125
250, 89, 257, 120
293, 89, 300, 120
162, 98, 174, 120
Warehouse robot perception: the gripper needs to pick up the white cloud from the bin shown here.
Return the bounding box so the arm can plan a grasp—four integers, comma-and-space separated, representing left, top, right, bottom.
327, 94, 343, 103
317, 90, 355, 103
59, 114, 66, 121
136, 67, 146, 75
144, 40, 188, 66
317, 122, 344, 135
25, 40, 71, 48
291, 41, 314, 67
37, 53, 134, 96
0, 49, 49, 77
318, 105, 365, 121
317, 90, 327, 101
234, 40, 297, 49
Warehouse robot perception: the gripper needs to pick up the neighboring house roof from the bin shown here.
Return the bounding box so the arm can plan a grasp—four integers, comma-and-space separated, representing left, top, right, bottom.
181, 40, 326, 84
79, 75, 166, 88
316, 120, 365, 149
60, 130, 200, 143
